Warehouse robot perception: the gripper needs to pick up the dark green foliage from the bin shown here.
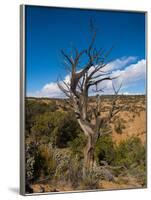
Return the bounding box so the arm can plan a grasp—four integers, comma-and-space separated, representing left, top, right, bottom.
94, 135, 146, 185
68, 133, 86, 157
48, 111, 81, 148
26, 99, 57, 115
94, 135, 115, 165
33, 150, 46, 179
113, 136, 146, 168
26, 98, 82, 148
30, 112, 53, 143
113, 137, 146, 186
25, 99, 57, 135
94, 135, 145, 169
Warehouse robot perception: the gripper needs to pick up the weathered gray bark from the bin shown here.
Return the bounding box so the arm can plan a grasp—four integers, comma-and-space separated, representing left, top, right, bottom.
77, 118, 96, 176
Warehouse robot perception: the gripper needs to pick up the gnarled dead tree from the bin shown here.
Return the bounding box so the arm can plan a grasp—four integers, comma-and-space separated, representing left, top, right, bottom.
57, 23, 122, 177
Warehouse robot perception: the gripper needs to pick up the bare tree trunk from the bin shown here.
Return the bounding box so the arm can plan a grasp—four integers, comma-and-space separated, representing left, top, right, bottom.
81, 91, 88, 120
83, 134, 95, 173
77, 119, 96, 177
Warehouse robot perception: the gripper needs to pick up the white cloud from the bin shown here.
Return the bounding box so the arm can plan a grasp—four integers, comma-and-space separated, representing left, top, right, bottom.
88, 59, 146, 94
30, 82, 62, 98
120, 59, 146, 84
111, 59, 146, 92
27, 57, 146, 98
39, 82, 62, 97
28, 74, 71, 98
105, 56, 137, 72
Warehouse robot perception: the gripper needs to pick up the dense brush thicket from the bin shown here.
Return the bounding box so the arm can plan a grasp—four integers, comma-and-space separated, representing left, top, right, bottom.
25, 99, 146, 193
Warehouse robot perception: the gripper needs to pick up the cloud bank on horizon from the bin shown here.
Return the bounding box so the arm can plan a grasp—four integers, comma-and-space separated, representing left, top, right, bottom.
27, 56, 146, 98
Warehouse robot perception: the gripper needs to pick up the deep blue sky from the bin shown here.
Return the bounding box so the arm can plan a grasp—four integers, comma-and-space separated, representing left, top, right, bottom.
25, 6, 145, 95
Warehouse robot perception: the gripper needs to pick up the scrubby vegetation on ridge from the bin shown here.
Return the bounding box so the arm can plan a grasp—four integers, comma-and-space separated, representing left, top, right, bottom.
25, 96, 146, 193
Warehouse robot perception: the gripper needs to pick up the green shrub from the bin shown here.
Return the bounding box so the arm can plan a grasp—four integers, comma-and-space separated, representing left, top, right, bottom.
68, 133, 86, 158
25, 99, 57, 134
113, 137, 146, 185
30, 112, 53, 143
38, 144, 56, 176
113, 136, 146, 168
94, 135, 145, 175
94, 135, 115, 165
26, 141, 57, 182
31, 144, 57, 181
30, 110, 81, 148
33, 149, 46, 179
49, 111, 81, 148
